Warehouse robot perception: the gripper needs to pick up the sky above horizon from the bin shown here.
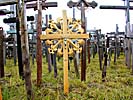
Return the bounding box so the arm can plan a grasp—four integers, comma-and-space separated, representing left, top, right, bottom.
0, 0, 133, 34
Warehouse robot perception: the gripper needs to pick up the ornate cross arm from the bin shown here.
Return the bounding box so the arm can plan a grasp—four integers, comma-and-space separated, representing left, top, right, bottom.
67, 0, 97, 9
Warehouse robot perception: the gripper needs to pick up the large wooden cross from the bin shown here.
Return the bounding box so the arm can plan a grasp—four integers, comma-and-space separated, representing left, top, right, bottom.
40, 10, 89, 94
67, 0, 97, 81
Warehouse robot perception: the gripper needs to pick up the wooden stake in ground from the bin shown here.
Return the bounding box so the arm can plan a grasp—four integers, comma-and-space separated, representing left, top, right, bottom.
0, 86, 2, 100
26, 0, 57, 86
67, 0, 97, 81
36, 0, 42, 86
19, 0, 33, 99
0, 27, 4, 78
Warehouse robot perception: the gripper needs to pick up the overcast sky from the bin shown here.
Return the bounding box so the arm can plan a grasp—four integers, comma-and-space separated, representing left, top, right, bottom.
0, 0, 133, 34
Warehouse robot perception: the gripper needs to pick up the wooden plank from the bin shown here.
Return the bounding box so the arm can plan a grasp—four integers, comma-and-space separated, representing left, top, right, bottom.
20, 0, 33, 99
26, 2, 57, 9
16, 4, 24, 78
36, 0, 42, 86
100, 5, 133, 10
0, 27, 4, 78
63, 10, 69, 95
81, 1, 87, 82
0, 86, 2, 100
0, 0, 17, 6
40, 34, 89, 40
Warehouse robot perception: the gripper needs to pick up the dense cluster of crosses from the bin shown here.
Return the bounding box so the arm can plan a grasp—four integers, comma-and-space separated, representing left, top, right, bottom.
0, 0, 133, 99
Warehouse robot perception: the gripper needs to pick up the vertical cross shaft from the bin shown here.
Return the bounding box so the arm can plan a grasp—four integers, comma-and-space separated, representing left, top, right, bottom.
67, 0, 97, 81
16, 4, 24, 78
63, 10, 69, 94
81, 2, 87, 81
20, 0, 33, 99
0, 27, 4, 78
36, 0, 42, 86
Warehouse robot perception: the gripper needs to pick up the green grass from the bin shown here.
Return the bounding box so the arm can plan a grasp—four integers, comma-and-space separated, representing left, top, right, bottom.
0, 54, 133, 100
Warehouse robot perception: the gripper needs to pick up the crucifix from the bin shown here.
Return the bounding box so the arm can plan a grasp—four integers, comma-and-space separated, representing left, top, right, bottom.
67, 0, 97, 81
40, 10, 89, 94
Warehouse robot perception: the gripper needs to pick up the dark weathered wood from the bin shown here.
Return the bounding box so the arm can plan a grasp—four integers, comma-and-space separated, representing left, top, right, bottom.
24, 0, 43, 2
0, 9, 14, 15
52, 53, 57, 78
102, 37, 109, 82
131, 41, 133, 75
122, 0, 133, 2
125, 0, 131, 69
36, 1, 42, 86
67, 0, 97, 82
3, 16, 34, 23
67, 0, 97, 8
100, 5, 133, 10
26, 2, 57, 10
45, 14, 52, 73
13, 35, 17, 66
80, 2, 87, 81
87, 39, 90, 64
0, 0, 17, 6
73, 52, 80, 78
96, 30, 102, 70
16, 5, 24, 79
0, 27, 4, 78
20, 0, 33, 99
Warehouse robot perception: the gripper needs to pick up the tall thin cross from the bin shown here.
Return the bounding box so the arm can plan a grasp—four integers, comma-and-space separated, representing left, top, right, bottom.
67, 0, 97, 81
26, 0, 57, 85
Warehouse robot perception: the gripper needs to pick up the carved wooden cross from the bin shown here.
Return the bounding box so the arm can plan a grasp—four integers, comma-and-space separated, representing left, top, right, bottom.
67, 0, 97, 81
40, 10, 89, 94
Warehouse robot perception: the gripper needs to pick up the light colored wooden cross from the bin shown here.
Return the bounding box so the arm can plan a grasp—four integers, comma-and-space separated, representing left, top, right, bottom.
40, 10, 89, 94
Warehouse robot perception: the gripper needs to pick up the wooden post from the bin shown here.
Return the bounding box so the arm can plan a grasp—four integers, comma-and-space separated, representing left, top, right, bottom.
102, 36, 109, 82
20, 0, 33, 99
0, 27, 4, 78
16, 4, 24, 79
45, 14, 52, 73
26, 0, 57, 86
36, 0, 42, 86
62, 10, 69, 94
0, 86, 2, 100
126, 0, 131, 69
96, 30, 102, 70
67, 0, 97, 81
73, 51, 80, 78
80, 1, 87, 81
131, 40, 133, 74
